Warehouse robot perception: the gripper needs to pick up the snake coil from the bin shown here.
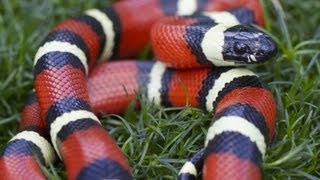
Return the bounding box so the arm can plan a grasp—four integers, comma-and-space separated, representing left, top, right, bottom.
0, 0, 277, 179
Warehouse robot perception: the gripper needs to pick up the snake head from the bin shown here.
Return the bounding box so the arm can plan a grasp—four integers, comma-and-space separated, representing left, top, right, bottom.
222, 25, 277, 64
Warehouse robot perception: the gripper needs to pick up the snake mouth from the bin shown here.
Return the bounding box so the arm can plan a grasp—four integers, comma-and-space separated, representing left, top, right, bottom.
224, 59, 246, 65
224, 55, 261, 65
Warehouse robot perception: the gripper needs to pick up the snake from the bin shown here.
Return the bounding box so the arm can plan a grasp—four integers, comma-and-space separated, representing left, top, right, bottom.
0, 0, 277, 179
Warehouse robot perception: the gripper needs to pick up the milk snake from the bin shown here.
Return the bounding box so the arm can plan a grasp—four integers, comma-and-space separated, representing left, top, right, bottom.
0, 0, 277, 179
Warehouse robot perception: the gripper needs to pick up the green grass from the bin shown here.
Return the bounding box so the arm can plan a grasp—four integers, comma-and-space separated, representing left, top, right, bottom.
0, 0, 319, 179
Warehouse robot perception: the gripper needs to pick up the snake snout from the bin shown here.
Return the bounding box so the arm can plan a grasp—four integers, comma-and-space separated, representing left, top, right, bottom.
256, 34, 277, 61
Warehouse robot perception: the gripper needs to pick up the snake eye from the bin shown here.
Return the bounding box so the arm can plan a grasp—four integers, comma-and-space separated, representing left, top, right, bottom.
234, 42, 249, 55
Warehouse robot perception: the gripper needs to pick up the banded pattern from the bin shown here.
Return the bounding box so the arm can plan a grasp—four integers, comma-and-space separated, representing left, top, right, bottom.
33, 4, 132, 179
0, 137, 49, 179
159, 0, 265, 26
85, 8, 118, 60
146, 62, 262, 112
203, 87, 276, 179
0, 93, 55, 179
9, 131, 55, 166
178, 148, 205, 179
0, 0, 276, 179
151, 11, 274, 68
2, 60, 275, 179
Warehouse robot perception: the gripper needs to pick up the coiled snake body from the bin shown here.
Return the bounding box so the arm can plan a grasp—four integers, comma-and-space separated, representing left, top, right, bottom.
0, 0, 277, 179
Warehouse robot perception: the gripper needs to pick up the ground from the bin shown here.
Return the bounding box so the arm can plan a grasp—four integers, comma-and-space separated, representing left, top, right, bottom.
0, 0, 319, 179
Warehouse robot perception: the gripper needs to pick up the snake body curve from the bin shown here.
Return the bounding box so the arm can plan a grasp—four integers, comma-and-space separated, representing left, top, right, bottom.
0, 0, 277, 179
